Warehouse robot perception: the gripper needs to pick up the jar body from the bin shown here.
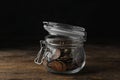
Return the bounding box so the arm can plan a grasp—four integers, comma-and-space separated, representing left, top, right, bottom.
39, 35, 86, 74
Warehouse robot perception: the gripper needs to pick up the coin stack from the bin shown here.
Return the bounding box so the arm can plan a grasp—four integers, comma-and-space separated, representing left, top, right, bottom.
43, 48, 80, 72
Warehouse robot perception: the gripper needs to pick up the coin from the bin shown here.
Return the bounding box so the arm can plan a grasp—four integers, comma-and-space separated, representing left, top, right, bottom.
51, 49, 61, 59
59, 61, 67, 71
64, 48, 71, 54
48, 60, 67, 72
60, 56, 69, 61
43, 59, 48, 66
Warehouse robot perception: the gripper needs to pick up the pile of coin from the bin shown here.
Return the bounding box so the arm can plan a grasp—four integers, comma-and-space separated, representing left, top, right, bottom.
43, 48, 81, 72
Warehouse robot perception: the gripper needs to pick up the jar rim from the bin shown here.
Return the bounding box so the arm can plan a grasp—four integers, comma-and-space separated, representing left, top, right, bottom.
45, 35, 84, 42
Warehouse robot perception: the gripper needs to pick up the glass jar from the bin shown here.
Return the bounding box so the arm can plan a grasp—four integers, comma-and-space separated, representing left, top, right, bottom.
34, 21, 87, 74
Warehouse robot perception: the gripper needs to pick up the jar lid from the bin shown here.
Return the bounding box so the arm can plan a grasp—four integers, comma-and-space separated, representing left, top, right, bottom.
43, 21, 86, 39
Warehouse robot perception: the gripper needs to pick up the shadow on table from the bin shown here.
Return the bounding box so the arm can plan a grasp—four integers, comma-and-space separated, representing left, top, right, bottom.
78, 65, 106, 75
75, 64, 115, 76
51, 65, 110, 76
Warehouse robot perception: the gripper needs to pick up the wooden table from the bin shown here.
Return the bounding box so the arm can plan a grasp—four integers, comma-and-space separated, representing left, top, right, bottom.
0, 45, 120, 80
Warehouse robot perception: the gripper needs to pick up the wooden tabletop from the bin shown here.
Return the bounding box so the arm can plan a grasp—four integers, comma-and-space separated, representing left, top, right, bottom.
0, 45, 120, 80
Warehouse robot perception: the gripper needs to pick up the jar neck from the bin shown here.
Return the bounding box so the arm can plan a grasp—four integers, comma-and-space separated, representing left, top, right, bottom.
45, 35, 84, 48
46, 42, 84, 49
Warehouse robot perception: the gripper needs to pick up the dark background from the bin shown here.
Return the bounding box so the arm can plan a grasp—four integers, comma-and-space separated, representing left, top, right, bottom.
0, 1, 119, 47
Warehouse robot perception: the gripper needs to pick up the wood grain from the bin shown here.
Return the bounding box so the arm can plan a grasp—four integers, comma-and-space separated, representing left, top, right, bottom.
0, 45, 120, 80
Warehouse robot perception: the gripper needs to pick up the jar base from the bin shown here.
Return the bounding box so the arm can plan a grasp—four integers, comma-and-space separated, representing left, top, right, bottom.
47, 61, 85, 74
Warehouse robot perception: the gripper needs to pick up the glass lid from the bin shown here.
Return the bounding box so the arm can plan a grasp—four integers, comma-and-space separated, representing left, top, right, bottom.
43, 21, 86, 39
